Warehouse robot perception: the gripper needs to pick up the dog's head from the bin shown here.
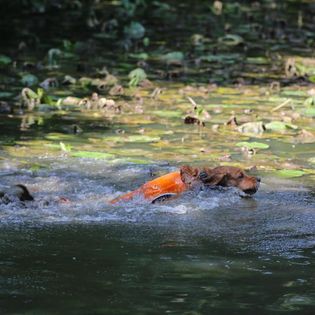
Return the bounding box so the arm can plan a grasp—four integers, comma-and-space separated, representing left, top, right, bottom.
180, 165, 260, 195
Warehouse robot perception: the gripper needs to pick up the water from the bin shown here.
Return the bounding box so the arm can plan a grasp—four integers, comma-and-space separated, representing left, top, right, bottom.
0, 160, 314, 314
1, 1, 315, 312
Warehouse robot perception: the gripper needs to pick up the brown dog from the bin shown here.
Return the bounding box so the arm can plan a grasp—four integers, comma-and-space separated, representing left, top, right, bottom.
110, 165, 260, 204
181, 165, 260, 195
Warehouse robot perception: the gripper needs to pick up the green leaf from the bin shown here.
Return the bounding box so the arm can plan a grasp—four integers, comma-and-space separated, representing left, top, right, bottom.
309, 76, 315, 83
129, 52, 149, 60
301, 107, 315, 117
125, 135, 160, 143
0, 92, 13, 98
48, 48, 62, 67
59, 142, 72, 152
236, 142, 269, 149
124, 21, 145, 40
152, 110, 182, 118
161, 51, 184, 64
265, 121, 298, 131
46, 133, 75, 141
21, 74, 39, 87
303, 96, 315, 107
218, 34, 244, 46
200, 53, 241, 63
275, 169, 305, 178
0, 54, 12, 65
246, 57, 269, 65
143, 37, 150, 47
128, 68, 147, 87
71, 151, 114, 159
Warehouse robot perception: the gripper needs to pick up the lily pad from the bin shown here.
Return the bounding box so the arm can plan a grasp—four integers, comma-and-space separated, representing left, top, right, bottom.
161, 51, 184, 65
200, 53, 240, 63
124, 21, 145, 40
21, 74, 39, 87
246, 57, 269, 65
218, 34, 244, 46
152, 110, 182, 118
300, 107, 315, 118
303, 96, 315, 107
125, 135, 160, 143
105, 135, 160, 143
275, 169, 305, 178
46, 133, 76, 141
71, 151, 114, 159
59, 142, 72, 152
236, 142, 269, 149
128, 68, 147, 87
129, 52, 149, 60
0, 92, 13, 98
265, 121, 298, 131
0, 55, 12, 65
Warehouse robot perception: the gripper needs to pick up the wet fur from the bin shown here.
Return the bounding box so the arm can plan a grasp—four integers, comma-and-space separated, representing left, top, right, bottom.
180, 165, 260, 195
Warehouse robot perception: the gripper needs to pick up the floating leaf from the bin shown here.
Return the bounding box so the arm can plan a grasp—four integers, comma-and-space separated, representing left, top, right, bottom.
300, 107, 315, 117
275, 169, 305, 178
161, 51, 184, 65
281, 90, 307, 97
143, 37, 150, 47
0, 92, 13, 98
21, 74, 39, 87
246, 57, 269, 65
126, 135, 160, 143
48, 48, 62, 67
46, 133, 75, 141
59, 142, 72, 152
236, 142, 269, 149
265, 121, 298, 131
309, 76, 315, 83
128, 68, 147, 87
0, 54, 12, 65
124, 21, 145, 40
71, 151, 114, 159
218, 34, 244, 46
303, 96, 315, 107
200, 53, 241, 63
129, 52, 149, 60
152, 110, 182, 118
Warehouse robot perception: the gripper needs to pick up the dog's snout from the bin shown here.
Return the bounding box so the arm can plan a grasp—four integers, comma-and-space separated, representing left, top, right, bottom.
256, 177, 261, 183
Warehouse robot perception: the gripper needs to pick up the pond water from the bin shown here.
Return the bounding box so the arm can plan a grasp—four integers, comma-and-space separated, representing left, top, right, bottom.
0, 160, 315, 314
1, 0, 315, 313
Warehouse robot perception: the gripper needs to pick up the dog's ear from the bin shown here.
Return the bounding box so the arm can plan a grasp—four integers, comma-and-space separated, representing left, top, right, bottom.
180, 165, 199, 186
198, 168, 227, 186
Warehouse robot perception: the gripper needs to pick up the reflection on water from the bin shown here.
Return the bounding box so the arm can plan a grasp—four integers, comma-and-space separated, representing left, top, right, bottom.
0, 223, 315, 314
0, 159, 315, 314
